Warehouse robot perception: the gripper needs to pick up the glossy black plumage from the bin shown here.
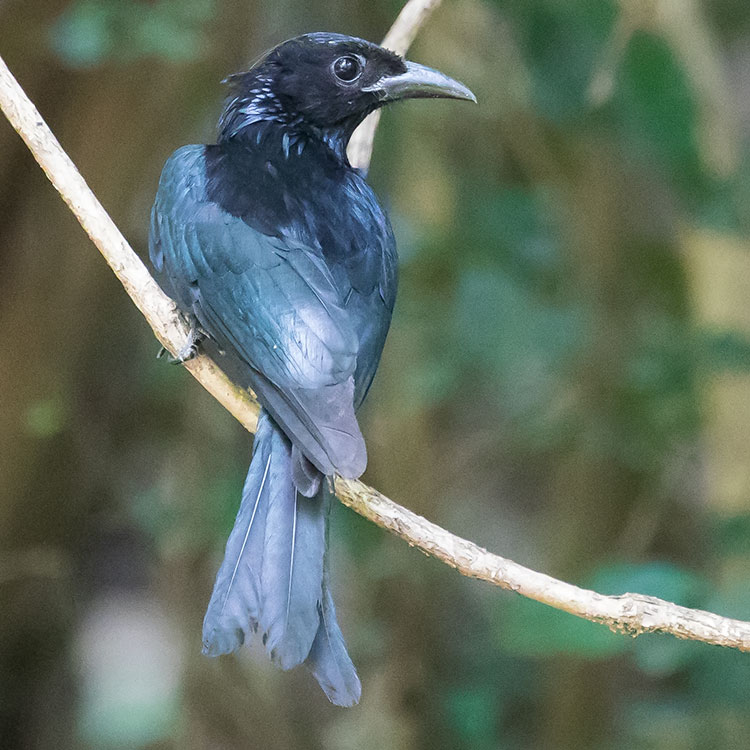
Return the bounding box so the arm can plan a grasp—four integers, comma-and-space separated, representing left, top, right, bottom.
149, 32, 474, 705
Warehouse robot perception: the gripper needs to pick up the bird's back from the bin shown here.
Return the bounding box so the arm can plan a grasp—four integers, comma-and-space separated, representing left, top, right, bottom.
195, 130, 397, 406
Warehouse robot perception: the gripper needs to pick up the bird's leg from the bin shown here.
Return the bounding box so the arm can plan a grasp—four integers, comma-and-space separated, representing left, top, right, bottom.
156, 317, 207, 364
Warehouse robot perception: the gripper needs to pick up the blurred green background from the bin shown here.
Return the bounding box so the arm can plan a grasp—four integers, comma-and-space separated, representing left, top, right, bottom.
3, 0, 750, 748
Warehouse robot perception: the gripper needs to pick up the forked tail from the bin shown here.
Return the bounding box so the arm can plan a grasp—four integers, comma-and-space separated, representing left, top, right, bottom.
201, 411, 361, 706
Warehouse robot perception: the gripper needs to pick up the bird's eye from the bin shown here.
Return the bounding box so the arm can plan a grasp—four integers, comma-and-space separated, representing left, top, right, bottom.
332, 55, 362, 83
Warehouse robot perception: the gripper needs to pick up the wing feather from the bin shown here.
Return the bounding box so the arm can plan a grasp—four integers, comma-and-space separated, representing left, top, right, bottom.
150, 145, 366, 478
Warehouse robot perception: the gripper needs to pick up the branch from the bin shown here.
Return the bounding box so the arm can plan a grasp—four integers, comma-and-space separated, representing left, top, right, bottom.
2, 8, 750, 654
335, 479, 750, 649
348, 0, 444, 171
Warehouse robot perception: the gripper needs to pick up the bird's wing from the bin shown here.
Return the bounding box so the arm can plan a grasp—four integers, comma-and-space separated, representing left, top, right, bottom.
149, 145, 365, 478
150, 145, 359, 391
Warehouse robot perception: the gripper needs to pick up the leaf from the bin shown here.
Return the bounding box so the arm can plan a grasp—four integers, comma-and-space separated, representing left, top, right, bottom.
501, 595, 626, 659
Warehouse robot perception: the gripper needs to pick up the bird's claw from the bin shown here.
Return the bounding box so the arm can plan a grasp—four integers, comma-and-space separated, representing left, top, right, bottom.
156, 326, 206, 365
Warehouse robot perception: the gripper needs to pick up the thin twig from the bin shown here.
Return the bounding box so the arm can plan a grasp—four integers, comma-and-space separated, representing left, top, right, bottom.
2, 6, 750, 653
348, 0, 444, 171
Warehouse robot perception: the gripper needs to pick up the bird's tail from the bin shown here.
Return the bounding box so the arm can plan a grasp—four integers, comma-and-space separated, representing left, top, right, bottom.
201, 411, 361, 706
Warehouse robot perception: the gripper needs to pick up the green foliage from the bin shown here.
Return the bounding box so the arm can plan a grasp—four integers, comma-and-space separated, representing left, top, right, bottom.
502, 594, 626, 659
616, 33, 701, 188
500, 562, 705, 664
24, 395, 68, 437
715, 513, 750, 557
700, 328, 750, 373
454, 264, 585, 438
444, 687, 497, 749
501, 0, 616, 123
49, 0, 215, 67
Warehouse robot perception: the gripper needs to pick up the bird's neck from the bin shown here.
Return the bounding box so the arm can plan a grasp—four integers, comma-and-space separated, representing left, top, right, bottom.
218, 88, 359, 165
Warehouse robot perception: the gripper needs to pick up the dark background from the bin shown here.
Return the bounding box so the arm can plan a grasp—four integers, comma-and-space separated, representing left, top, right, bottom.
3, 0, 750, 748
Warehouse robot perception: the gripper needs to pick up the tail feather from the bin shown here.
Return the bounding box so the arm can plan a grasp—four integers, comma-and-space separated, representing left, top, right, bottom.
201, 409, 359, 704
202, 413, 274, 655
306, 491, 361, 706
306, 581, 362, 707
259, 461, 325, 669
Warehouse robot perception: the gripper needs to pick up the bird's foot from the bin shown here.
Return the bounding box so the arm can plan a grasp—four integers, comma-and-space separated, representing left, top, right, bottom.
156, 324, 206, 365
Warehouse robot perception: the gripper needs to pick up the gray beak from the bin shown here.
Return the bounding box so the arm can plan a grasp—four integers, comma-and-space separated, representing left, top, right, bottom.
364, 60, 476, 104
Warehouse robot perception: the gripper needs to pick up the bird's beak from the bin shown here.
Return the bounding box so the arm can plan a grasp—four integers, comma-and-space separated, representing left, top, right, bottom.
364, 61, 476, 104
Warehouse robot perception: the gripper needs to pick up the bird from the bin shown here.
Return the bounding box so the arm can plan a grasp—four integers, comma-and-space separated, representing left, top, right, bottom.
149, 32, 475, 706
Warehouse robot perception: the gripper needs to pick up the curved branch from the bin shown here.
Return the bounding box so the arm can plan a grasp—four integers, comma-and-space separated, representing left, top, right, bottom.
2, 8, 750, 653
334, 478, 750, 650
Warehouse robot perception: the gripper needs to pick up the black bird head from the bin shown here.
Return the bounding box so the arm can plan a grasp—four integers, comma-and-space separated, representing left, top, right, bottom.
219, 32, 475, 155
